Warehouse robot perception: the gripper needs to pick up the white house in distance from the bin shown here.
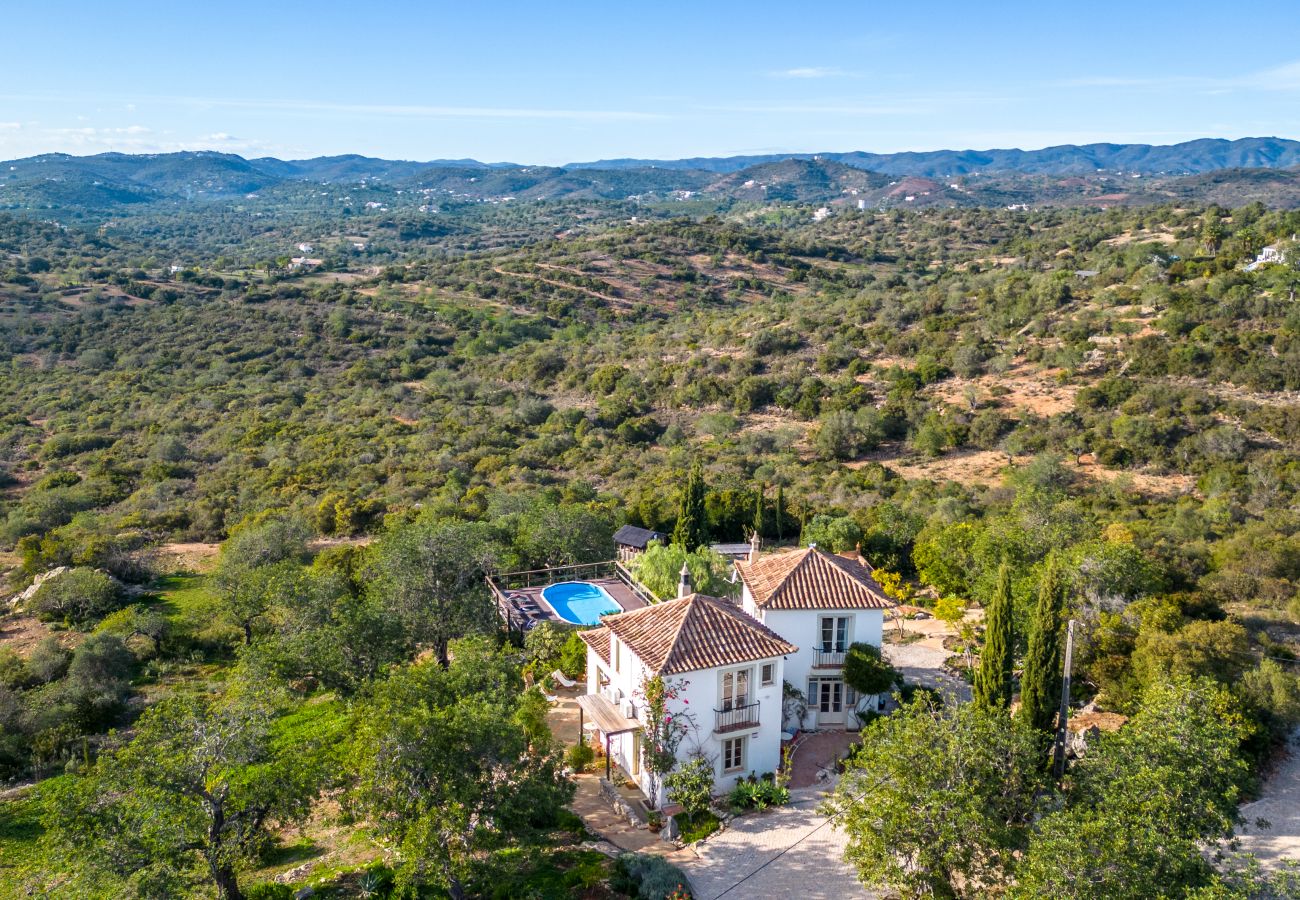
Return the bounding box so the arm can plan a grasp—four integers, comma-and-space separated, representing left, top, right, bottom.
736, 544, 892, 731
578, 588, 796, 806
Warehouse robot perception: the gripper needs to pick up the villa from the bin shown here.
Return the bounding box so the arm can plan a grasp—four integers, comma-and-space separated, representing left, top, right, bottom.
736, 542, 892, 730
577, 581, 795, 807
553, 539, 894, 808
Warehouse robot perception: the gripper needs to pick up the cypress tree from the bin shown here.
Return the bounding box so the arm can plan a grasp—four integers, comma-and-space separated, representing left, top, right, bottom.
974, 561, 1014, 711
774, 484, 785, 542
752, 484, 765, 539
1016, 553, 1064, 735
671, 461, 708, 550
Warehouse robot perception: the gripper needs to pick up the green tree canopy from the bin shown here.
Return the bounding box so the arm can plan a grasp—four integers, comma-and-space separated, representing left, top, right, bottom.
365, 518, 501, 667
1012, 679, 1252, 899
629, 541, 733, 600
1016, 553, 1065, 736
42, 690, 327, 900
348, 637, 573, 896
828, 695, 1044, 899
671, 461, 708, 550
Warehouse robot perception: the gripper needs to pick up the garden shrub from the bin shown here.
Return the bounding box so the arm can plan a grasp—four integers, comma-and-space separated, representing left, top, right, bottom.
612, 853, 694, 899
663, 756, 714, 819
564, 741, 595, 772
727, 774, 790, 812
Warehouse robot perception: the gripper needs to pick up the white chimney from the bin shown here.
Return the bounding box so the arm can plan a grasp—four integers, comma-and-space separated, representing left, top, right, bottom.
677, 563, 693, 599
748, 531, 762, 563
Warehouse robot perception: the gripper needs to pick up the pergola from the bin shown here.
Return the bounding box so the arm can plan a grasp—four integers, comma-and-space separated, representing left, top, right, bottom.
575, 693, 641, 781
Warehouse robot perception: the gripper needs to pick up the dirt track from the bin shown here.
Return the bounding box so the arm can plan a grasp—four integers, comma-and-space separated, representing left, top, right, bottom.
1236, 731, 1300, 868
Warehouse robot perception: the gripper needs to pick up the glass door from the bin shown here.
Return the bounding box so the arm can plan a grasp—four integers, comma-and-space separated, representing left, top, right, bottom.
818, 680, 844, 725
721, 668, 750, 711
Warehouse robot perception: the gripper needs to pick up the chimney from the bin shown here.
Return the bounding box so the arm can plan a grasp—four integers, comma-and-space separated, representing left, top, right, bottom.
677, 563, 693, 599
748, 531, 762, 563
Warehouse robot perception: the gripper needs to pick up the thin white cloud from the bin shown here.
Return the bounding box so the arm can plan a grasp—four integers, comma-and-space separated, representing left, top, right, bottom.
771, 67, 849, 79
1238, 60, 1300, 91
0, 92, 667, 123
699, 103, 919, 116
1058, 59, 1300, 94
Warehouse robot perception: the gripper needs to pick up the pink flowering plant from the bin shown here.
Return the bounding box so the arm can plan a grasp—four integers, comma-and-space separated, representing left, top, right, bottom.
637, 675, 695, 806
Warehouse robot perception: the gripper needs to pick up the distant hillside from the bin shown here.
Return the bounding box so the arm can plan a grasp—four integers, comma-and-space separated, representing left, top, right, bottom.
702, 158, 891, 202
7, 141, 1300, 213
570, 137, 1300, 177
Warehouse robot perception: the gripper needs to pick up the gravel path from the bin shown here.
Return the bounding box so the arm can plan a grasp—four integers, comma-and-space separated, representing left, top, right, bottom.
883, 639, 971, 703
1236, 731, 1300, 868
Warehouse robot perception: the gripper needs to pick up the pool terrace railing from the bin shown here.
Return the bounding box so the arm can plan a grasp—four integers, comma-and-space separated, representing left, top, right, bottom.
487, 559, 661, 629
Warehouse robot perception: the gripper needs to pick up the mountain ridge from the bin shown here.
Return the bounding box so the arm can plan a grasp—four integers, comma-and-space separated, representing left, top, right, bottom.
6, 140, 1300, 211
566, 137, 1300, 176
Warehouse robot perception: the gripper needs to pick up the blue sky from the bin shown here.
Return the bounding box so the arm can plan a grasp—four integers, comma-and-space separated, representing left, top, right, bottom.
2, 0, 1297, 164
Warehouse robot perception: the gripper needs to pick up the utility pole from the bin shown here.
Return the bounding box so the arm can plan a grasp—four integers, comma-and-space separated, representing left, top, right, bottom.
1052, 619, 1076, 780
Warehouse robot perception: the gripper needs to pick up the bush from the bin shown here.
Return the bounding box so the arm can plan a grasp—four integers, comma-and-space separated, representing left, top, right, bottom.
26, 637, 70, 683
727, 774, 790, 812
663, 756, 715, 819
612, 853, 694, 899
29, 567, 123, 625
245, 884, 294, 900
844, 642, 902, 698
0, 648, 27, 689
560, 631, 588, 680
564, 741, 595, 772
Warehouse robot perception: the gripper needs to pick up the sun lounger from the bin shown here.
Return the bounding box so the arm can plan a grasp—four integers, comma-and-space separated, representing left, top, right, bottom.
550, 669, 578, 688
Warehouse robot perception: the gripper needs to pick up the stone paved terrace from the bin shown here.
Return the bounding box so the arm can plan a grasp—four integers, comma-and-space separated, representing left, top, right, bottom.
681, 794, 874, 900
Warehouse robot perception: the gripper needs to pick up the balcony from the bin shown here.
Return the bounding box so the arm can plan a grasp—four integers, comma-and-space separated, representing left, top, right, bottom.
813, 647, 847, 669
714, 701, 760, 733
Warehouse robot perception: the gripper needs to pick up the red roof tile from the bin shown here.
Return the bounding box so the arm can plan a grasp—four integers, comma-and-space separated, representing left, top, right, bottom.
579, 626, 612, 666
736, 547, 892, 610
601, 594, 797, 675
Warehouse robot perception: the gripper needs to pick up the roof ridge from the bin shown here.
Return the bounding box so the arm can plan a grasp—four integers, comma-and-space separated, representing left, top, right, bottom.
604, 593, 796, 674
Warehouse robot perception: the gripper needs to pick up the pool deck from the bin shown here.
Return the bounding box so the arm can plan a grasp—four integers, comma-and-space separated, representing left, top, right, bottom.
511, 576, 649, 625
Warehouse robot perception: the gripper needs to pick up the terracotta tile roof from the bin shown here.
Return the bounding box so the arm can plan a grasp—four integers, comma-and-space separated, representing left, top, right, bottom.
601, 594, 797, 675
735, 547, 892, 610
579, 626, 612, 666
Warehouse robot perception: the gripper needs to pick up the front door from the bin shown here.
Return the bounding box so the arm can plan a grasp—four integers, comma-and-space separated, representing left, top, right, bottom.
818, 679, 845, 727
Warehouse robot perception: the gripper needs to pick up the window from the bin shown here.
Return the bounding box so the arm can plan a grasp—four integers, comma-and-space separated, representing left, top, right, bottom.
720, 667, 751, 711
820, 616, 850, 652
613, 639, 621, 673
722, 736, 745, 773
760, 662, 775, 686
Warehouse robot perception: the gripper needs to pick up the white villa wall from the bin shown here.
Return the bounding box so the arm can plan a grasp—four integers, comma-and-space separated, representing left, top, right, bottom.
584, 639, 786, 806
740, 584, 885, 731
668, 656, 786, 797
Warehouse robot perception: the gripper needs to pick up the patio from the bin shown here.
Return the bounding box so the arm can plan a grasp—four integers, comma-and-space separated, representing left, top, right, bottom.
489, 562, 654, 632
786, 731, 861, 789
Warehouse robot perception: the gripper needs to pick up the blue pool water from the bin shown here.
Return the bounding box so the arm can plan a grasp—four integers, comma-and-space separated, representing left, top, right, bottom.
542, 581, 623, 626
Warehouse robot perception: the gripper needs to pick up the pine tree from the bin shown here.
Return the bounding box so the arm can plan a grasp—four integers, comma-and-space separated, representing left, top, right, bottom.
671, 461, 708, 550
974, 561, 1014, 711
752, 484, 765, 539
1016, 553, 1064, 735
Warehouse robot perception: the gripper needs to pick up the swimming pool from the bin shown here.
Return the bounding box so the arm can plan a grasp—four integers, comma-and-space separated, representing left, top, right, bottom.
542, 581, 623, 626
